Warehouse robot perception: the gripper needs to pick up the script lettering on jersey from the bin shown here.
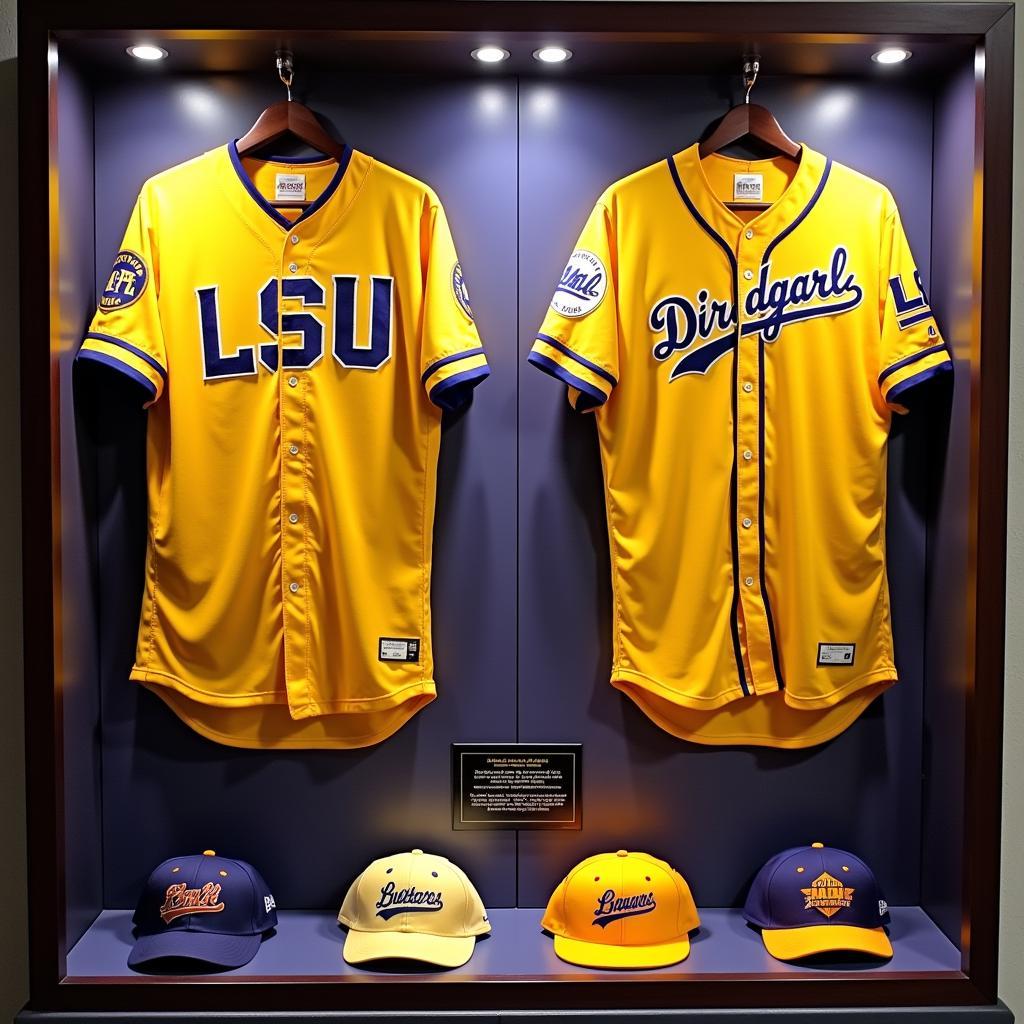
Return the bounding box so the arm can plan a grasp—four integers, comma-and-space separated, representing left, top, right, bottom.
159, 882, 225, 924
374, 880, 444, 921
591, 888, 657, 928
197, 274, 394, 381
650, 246, 864, 380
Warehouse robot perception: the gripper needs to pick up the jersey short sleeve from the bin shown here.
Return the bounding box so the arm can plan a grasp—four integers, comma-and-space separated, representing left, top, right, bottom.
529, 198, 619, 412
419, 200, 489, 412
876, 197, 952, 412
77, 186, 167, 407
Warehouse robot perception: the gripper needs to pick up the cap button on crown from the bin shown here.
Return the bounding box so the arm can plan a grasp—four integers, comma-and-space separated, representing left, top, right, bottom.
811, 842, 824, 849
202, 850, 216, 857
411, 848, 424, 855
616, 850, 629, 858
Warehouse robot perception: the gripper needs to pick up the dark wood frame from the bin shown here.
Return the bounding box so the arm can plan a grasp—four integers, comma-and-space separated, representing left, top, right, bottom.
17, 0, 1014, 1014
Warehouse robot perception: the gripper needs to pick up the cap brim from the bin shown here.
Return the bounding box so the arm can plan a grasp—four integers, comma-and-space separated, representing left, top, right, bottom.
762, 925, 893, 962
553, 933, 691, 970
343, 929, 477, 969
128, 930, 262, 969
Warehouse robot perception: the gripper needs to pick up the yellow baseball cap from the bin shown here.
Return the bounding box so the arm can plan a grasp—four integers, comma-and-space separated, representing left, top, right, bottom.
542, 850, 700, 969
339, 849, 490, 968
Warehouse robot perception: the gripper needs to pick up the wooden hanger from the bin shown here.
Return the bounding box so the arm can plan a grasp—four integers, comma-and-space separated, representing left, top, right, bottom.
699, 57, 801, 211
235, 51, 346, 208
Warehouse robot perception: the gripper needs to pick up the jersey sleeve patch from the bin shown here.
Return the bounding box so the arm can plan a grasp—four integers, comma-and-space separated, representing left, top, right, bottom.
99, 250, 150, 312
550, 249, 607, 318
451, 262, 474, 321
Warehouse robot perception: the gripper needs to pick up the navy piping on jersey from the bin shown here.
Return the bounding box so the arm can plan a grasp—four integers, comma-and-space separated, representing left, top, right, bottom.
528, 350, 607, 408
884, 360, 952, 404
421, 347, 486, 386
228, 141, 353, 231
761, 157, 833, 266
535, 333, 618, 388
666, 156, 750, 697
77, 348, 158, 401
878, 342, 948, 385
84, 332, 168, 381
895, 308, 936, 330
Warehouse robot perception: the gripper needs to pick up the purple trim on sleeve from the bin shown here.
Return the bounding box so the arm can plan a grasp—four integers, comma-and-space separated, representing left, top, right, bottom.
885, 360, 953, 406
534, 334, 617, 387
429, 364, 490, 412
421, 346, 486, 386
896, 308, 936, 330
527, 351, 607, 409
84, 332, 167, 381
878, 342, 948, 385
77, 349, 159, 402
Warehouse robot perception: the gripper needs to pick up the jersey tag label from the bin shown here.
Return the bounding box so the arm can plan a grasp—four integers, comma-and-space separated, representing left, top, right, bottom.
817, 643, 856, 667
733, 173, 764, 203
379, 637, 420, 663
275, 173, 306, 203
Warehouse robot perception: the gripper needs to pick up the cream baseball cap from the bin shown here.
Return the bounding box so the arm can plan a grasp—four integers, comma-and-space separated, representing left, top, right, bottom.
339, 849, 490, 968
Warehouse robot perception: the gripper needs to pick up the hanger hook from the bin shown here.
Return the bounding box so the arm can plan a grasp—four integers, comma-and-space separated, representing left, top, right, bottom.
743, 55, 760, 105
276, 49, 294, 102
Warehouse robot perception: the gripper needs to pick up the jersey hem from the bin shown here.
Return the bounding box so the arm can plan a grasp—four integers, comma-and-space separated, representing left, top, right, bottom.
613, 678, 892, 749
612, 666, 746, 708
143, 682, 436, 750
130, 666, 436, 715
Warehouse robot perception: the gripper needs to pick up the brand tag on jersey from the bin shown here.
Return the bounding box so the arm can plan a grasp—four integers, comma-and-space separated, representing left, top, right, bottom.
817, 643, 856, 666
275, 173, 306, 203
733, 173, 764, 203
379, 637, 420, 663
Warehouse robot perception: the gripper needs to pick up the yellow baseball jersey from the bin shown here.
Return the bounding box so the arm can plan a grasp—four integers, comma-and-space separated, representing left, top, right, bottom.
77, 143, 489, 749
530, 144, 950, 748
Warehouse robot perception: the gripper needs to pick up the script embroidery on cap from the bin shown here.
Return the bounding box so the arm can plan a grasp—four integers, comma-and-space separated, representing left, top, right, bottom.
375, 881, 444, 920
800, 871, 855, 919
592, 888, 657, 928
159, 882, 225, 923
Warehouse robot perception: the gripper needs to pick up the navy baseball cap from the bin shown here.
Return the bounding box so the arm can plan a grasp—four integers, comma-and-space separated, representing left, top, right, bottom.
743, 842, 892, 961
129, 850, 277, 969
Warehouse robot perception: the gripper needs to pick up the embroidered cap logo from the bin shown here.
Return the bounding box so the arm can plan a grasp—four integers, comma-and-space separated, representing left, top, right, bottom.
800, 871, 855, 919
159, 882, 225, 924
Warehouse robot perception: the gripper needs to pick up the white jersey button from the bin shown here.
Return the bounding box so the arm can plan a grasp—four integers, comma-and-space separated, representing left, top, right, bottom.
288, 263, 298, 273
288, 376, 298, 387
289, 513, 299, 524
742, 517, 752, 528
289, 445, 299, 455
744, 269, 753, 280
744, 576, 754, 587
289, 582, 300, 593
290, 234, 300, 245
743, 449, 753, 461
743, 382, 753, 393
745, 229, 754, 239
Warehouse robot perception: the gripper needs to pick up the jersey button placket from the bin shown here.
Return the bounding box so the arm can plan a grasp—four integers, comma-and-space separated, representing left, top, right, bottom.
735, 235, 775, 694
278, 240, 310, 710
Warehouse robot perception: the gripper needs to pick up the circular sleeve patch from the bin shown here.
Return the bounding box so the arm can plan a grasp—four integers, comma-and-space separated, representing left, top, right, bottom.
550, 249, 607, 318
451, 262, 474, 321
99, 250, 149, 312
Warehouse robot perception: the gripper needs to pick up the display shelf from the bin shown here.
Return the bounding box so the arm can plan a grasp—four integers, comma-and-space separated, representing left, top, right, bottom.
66, 907, 960, 981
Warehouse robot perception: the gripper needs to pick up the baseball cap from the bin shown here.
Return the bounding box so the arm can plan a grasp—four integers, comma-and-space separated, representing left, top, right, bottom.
743, 842, 892, 961
339, 849, 490, 968
128, 850, 277, 969
542, 850, 700, 969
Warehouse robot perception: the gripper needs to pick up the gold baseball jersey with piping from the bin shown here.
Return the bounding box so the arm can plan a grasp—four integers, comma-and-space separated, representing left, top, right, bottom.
529, 144, 950, 748
77, 143, 489, 749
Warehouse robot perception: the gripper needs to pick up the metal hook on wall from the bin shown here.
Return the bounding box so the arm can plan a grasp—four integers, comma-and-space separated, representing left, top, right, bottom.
743, 54, 760, 105
276, 49, 294, 102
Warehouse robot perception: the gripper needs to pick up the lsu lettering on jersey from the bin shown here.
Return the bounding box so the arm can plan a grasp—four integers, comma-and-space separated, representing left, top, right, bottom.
77, 143, 489, 748
530, 144, 950, 748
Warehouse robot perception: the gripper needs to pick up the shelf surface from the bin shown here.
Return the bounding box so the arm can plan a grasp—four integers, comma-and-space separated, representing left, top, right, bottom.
65, 906, 961, 981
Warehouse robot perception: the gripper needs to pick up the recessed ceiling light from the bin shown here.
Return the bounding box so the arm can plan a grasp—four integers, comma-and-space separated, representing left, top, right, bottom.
127, 44, 168, 62
533, 46, 573, 64
871, 47, 912, 65
471, 46, 510, 64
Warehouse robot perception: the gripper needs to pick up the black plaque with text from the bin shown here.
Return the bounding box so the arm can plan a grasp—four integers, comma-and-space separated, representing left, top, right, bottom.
451, 743, 582, 830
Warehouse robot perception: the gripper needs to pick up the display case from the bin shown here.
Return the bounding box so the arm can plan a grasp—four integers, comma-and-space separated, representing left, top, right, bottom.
17, 1, 1015, 1019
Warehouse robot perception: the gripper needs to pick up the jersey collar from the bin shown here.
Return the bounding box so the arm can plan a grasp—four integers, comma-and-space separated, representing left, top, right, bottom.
226, 141, 354, 231
669, 143, 830, 246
